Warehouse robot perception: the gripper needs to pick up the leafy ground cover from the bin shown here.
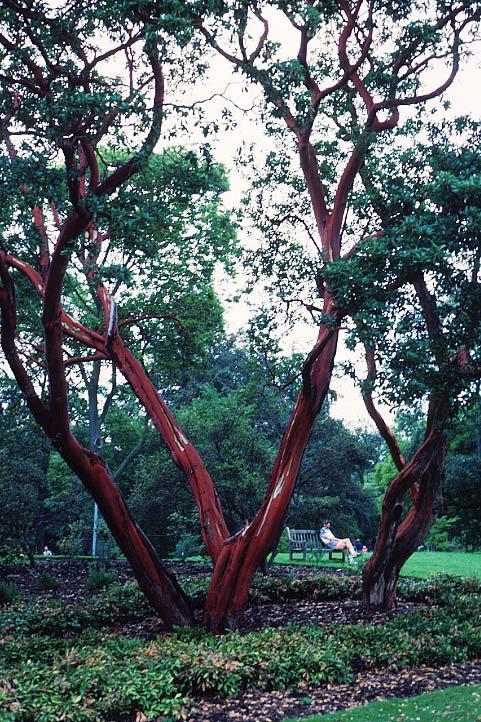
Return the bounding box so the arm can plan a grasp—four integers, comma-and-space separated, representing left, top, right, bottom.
1, 568, 481, 721
273, 551, 481, 579
285, 683, 481, 722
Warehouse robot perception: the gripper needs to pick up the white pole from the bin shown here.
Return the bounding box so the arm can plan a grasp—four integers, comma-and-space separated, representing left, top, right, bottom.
92, 502, 99, 556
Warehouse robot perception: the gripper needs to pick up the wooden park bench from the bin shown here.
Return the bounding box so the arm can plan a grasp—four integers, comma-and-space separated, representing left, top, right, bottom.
285, 527, 347, 563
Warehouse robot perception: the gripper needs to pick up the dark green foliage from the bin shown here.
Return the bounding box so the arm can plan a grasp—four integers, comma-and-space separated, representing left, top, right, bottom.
37, 571, 60, 591
290, 410, 379, 544
323, 123, 481, 410
126, 341, 379, 551
0, 381, 51, 562
370, 403, 481, 549
85, 566, 118, 593
1, 574, 481, 720
250, 574, 359, 604
0, 583, 151, 638
0, 581, 21, 606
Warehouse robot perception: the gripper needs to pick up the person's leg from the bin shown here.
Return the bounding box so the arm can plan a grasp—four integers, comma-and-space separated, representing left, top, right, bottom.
335, 539, 357, 556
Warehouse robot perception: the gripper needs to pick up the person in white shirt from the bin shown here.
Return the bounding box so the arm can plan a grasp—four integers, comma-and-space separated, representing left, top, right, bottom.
319, 520, 359, 562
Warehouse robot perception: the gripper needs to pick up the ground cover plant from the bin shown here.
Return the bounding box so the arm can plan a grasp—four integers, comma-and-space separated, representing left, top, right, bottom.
1, 568, 481, 721
285, 684, 481, 722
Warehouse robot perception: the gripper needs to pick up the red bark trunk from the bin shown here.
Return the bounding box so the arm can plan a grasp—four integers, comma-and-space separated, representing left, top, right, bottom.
0, 253, 193, 629
60, 436, 194, 627
362, 428, 446, 610
203, 329, 338, 632
106, 332, 229, 561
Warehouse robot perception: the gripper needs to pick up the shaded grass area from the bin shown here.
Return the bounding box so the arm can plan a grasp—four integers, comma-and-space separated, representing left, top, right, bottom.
285, 683, 481, 722
1, 574, 481, 720
273, 551, 481, 579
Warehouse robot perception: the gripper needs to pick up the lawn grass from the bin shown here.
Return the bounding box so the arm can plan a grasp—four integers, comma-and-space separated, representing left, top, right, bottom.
400, 551, 481, 579
273, 551, 481, 579
285, 684, 481, 722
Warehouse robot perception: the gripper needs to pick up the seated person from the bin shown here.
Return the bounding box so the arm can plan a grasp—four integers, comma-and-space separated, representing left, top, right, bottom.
319, 520, 359, 562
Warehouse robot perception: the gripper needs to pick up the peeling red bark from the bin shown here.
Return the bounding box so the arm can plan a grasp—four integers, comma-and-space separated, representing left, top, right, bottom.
106, 331, 229, 562
61, 436, 194, 627
0, 253, 193, 627
3, 252, 229, 563
362, 426, 446, 610
203, 323, 339, 632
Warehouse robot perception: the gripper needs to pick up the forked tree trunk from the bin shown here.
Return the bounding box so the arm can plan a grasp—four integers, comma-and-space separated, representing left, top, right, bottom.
362, 428, 446, 610
203, 331, 338, 632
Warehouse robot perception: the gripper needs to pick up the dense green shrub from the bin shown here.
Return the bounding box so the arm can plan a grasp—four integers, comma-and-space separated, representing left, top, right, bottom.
0, 583, 152, 637
37, 571, 60, 591
1, 600, 481, 721
0, 581, 21, 605
1, 571, 481, 721
0, 545, 27, 564
250, 574, 359, 604
85, 566, 118, 592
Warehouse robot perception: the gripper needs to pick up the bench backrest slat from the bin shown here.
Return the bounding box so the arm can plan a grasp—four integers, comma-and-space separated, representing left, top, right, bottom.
285, 528, 321, 549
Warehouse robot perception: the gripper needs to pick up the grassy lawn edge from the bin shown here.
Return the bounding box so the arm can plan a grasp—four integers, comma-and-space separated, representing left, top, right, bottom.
284, 683, 481, 722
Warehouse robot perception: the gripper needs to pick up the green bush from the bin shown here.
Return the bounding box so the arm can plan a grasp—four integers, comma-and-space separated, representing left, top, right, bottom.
85, 565, 118, 592
2, 600, 481, 721
0, 544, 27, 564
37, 571, 60, 591
0, 581, 21, 605
0, 583, 153, 637
250, 574, 359, 604
1, 571, 481, 721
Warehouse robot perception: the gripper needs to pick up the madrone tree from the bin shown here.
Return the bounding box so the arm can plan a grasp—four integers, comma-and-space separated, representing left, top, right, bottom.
195, 0, 480, 623
0, 2, 479, 631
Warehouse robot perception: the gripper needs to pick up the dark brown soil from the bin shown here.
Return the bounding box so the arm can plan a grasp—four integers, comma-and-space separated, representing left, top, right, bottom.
188, 659, 481, 722
0, 558, 211, 605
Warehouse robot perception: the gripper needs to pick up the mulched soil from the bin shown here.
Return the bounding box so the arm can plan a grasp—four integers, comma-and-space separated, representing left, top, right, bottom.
242, 598, 416, 632
0, 558, 212, 605
188, 659, 481, 721
113, 598, 417, 640
0, 559, 348, 608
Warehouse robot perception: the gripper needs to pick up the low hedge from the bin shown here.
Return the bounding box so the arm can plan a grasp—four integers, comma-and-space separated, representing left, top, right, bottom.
1, 597, 481, 721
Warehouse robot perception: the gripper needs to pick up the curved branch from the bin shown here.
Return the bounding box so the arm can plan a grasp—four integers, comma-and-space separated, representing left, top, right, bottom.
362, 345, 405, 471
0, 252, 50, 431
95, 38, 164, 197
249, 11, 269, 63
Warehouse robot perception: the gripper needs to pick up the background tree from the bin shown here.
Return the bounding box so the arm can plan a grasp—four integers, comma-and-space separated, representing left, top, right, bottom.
0, 380, 51, 564
127, 339, 379, 556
